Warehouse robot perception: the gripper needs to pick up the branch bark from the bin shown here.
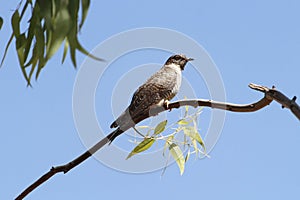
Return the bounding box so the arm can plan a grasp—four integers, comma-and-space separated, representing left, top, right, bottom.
15, 83, 299, 199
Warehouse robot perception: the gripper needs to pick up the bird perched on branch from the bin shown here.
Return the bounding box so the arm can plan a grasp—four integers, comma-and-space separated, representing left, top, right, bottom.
108, 54, 193, 143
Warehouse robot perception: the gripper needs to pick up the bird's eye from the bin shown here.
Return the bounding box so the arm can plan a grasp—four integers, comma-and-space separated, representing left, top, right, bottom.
174, 56, 181, 60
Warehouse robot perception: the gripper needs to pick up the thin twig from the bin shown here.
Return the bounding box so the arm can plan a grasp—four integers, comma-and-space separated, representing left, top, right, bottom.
132, 127, 146, 138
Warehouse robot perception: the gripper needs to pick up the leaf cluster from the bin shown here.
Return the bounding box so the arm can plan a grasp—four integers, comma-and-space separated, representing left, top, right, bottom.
127, 107, 207, 175
1, 0, 103, 86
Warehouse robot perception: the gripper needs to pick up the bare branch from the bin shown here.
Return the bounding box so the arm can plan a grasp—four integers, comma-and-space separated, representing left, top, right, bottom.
15, 83, 299, 199
249, 83, 300, 120
15, 134, 115, 200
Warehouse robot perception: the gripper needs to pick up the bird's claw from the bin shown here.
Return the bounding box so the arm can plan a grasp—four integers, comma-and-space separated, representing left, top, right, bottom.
163, 100, 172, 112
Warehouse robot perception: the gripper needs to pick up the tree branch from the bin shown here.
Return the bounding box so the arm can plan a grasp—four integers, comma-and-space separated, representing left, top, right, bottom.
15, 83, 299, 199
249, 83, 300, 120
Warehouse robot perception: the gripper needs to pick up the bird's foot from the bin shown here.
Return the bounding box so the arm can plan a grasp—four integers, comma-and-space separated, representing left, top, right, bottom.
163, 100, 172, 111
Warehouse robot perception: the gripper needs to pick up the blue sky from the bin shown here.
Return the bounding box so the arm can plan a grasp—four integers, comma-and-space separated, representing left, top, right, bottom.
1, 0, 300, 199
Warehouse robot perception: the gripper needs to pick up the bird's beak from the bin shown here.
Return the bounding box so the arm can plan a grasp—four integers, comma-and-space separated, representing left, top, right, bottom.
187, 58, 194, 61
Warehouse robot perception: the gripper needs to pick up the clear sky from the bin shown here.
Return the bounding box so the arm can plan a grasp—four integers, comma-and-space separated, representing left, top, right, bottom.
1, 0, 300, 199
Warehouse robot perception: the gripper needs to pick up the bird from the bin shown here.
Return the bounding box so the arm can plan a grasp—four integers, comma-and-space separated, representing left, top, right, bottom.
107, 54, 193, 143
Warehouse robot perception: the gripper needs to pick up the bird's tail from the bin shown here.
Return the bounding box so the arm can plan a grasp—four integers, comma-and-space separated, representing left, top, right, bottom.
110, 108, 133, 129
110, 110, 127, 128
107, 127, 125, 144
110, 108, 129, 128
110, 120, 118, 129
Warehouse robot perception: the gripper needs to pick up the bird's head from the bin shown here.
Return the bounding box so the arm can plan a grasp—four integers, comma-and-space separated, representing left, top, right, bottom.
165, 54, 193, 70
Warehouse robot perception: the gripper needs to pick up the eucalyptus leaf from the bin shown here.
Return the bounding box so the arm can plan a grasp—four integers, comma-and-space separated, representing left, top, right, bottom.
73, 36, 104, 61
69, 42, 77, 67
79, 0, 90, 30
163, 135, 174, 157
27, 43, 39, 84
126, 138, 155, 159
154, 120, 167, 135
183, 126, 206, 152
15, 33, 30, 85
16, 33, 26, 50
168, 142, 185, 175
68, 0, 80, 19
11, 11, 20, 36
23, 4, 39, 64
177, 119, 189, 125
46, 7, 71, 60
0, 34, 13, 67
0, 17, 3, 30
61, 40, 69, 64
192, 138, 198, 156
185, 149, 190, 162
1, 0, 104, 84
184, 105, 189, 117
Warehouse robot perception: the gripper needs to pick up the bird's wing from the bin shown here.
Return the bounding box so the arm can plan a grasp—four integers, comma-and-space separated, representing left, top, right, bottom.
128, 83, 174, 123
111, 67, 178, 128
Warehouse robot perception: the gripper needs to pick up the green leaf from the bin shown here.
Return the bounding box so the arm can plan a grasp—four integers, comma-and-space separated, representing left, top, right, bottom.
16, 33, 27, 66
163, 135, 174, 157
51, 0, 56, 16
46, 7, 71, 60
37, 0, 52, 30
183, 126, 206, 152
67, 25, 78, 67
23, 4, 39, 64
168, 142, 185, 175
68, 0, 80, 20
184, 105, 189, 117
185, 149, 190, 162
79, 0, 90, 30
185, 105, 189, 112
34, 22, 46, 81
16, 33, 30, 85
11, 10, 21, 36
16, 33, 26, 50
177, 119, 189, 125
1, 0, 103, 84
36, 56, 46, 80
154, 120, 167, 135
74, 36, 104, 61
0, 34, 13, 67
61, 39, 69, 63
192, 138, 198, 156
67, 18, 104, 63
0, 17, 3, 30
26, 43, 39, 84
69, 42, 77, 67
126, 138, 155, 159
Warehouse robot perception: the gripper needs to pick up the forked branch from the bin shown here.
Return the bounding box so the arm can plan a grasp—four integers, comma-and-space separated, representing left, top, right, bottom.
15, 83, 299, 200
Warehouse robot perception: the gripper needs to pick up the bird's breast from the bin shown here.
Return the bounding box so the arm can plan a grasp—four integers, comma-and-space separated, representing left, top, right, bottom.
172, 71, 181, 95
162, 64, 182, 99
